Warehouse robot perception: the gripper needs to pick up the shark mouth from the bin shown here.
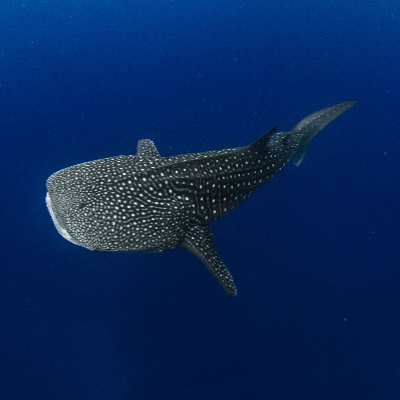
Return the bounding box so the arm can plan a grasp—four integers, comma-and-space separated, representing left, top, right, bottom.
46, 192, 82, 247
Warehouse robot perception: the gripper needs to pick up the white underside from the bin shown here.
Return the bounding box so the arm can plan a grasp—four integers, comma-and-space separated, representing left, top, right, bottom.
46, 192, 81, 246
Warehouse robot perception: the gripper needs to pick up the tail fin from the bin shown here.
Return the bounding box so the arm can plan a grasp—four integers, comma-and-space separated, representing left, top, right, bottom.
292, 99, 357, 166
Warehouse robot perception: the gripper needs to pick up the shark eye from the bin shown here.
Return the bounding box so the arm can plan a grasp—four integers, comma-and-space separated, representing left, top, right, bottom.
78, 203, 88, 209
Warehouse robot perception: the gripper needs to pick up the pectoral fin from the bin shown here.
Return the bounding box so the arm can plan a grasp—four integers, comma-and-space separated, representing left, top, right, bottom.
179, 224, 237, 297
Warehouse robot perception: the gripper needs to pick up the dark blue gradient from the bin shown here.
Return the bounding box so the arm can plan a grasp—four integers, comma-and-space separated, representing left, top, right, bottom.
1, 1, 399, 399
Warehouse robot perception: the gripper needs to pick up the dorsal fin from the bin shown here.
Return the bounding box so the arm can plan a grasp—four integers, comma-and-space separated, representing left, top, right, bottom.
248, 126, 278, 151
136, 139, 161, 159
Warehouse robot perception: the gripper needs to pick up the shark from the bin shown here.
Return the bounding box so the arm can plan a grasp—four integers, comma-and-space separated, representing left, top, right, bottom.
46, 99, 357, 296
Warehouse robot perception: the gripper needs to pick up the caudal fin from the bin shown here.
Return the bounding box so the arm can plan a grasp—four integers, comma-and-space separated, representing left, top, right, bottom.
292, 99, 358, 166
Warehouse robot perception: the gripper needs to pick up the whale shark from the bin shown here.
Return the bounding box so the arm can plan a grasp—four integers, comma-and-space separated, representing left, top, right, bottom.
46, 99, 357, 296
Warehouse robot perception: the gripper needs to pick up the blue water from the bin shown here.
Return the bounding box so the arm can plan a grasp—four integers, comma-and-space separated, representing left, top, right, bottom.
1, 0, 399, 398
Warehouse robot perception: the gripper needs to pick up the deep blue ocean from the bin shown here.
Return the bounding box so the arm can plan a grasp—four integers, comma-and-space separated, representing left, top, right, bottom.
1, 1, 399, 399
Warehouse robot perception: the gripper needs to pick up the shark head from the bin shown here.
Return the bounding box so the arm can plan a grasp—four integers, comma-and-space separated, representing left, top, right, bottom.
46, 150, 188, 253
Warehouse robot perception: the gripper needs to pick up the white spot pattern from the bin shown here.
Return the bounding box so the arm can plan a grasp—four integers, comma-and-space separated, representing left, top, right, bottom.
46, 99, 358, 294
46, 130, 298, 252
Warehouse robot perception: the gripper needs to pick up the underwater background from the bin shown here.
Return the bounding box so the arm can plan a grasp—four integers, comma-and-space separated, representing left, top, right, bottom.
1, 0, 399, 399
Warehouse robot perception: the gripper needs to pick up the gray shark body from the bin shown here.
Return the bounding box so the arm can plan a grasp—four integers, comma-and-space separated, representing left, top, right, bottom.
46, 100, 357, 296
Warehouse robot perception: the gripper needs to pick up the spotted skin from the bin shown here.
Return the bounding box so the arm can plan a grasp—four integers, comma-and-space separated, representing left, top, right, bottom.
46, 100, 357, 296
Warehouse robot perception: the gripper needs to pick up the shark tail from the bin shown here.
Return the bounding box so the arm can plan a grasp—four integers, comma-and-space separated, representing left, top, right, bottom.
291, 99, 358, 166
